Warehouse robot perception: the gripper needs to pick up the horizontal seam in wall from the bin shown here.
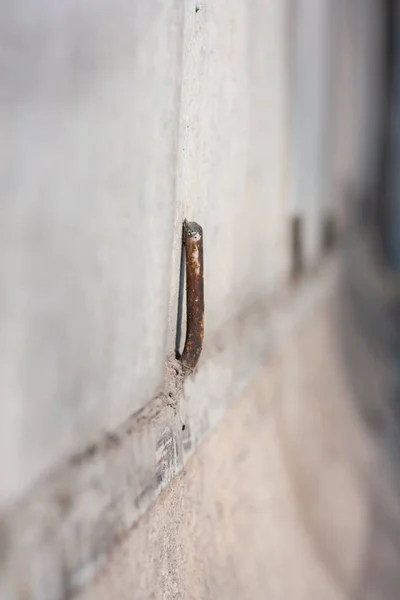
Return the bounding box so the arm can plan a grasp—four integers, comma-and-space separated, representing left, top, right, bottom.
0, 258, 337, 600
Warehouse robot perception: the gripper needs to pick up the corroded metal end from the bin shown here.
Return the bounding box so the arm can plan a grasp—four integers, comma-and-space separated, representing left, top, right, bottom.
181, 219, 204, 371
183, 219, 202, 241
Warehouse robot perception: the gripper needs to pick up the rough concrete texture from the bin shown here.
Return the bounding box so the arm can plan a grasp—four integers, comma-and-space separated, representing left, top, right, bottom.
78, 294, 400, 600
0, 264, 335, 600
167, 0, 291, 352
0, 0, 183, 506
0, 0, 370, 517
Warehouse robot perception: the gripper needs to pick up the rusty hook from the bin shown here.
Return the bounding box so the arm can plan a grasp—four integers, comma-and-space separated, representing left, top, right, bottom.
180, 219, 204, 371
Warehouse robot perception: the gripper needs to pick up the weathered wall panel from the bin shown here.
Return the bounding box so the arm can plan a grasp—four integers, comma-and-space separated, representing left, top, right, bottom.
77, 294, 400, 600
0, 1, 382, 598
168, 0, 290, 352
0, 0, 183, 506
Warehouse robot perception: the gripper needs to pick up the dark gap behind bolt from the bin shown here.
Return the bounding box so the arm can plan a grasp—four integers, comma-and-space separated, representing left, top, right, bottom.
175, 225, 186, 358
291, 215, 303, 280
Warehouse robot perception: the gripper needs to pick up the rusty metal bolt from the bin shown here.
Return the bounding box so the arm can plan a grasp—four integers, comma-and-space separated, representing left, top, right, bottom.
180, 219, 204, 371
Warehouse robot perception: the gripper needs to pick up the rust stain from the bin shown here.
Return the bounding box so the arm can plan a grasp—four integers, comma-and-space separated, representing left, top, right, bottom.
180, 219, 204, 371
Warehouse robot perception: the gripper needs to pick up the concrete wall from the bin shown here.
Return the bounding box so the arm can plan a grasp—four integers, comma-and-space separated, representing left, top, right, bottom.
0, 1, 385, 599
168, 0, 291, 350
0, 0, 184, 506
77, 286, 400, 600
0, 0, 294, 511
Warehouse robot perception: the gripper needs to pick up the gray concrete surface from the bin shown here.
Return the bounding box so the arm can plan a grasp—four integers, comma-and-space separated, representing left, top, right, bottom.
0, 1, 389, 598
167, 0, 291, 351
0, 0, 372, 512
0, 0, 294, 510
0, 262, 335, 600
77, 293, 400, 600
0, 0, 183, 506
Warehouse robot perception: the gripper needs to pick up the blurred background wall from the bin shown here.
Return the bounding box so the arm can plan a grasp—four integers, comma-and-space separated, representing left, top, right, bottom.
0, 1, 393, 599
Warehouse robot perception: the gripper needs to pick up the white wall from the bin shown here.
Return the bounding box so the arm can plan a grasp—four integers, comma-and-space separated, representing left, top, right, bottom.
0, 0, 294, 510
0, 0, 357, 519
0, 0, 183, 506
0, 1, 379, 598
168, 0, 291, 351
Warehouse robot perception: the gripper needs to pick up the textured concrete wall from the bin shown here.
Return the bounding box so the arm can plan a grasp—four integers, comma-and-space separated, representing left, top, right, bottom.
0, 1, 384, 599
0, 0, 359, 510
0, 0, 183, 506
77, 291, 400, 600
168, 0, 291, 351
0, 0, 293, 510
